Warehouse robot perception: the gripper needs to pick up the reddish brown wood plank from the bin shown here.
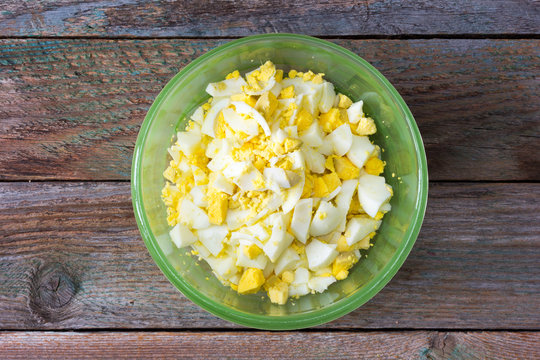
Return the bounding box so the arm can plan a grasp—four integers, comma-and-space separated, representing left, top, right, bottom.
0, 0, 538, 37
0, 331, 538, 359
0, 39, 538, 181
0, 182, 538, 330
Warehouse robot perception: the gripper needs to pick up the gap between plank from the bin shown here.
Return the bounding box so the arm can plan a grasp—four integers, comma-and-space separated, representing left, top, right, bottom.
0, 328, 538, 333
0, 34, 538, 41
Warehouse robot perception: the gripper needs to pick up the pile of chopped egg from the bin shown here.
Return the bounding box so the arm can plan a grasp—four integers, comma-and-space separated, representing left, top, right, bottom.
162, 61, 392, 305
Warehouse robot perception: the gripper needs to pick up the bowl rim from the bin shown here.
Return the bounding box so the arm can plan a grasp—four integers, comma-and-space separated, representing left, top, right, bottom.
131, 33, 428, 330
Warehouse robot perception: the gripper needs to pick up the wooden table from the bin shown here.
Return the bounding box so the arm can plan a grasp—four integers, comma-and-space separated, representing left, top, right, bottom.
1, 1, 539, 359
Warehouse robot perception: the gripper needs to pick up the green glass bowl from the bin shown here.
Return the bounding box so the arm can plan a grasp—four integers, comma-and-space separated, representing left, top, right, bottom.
131, 34, 428, 330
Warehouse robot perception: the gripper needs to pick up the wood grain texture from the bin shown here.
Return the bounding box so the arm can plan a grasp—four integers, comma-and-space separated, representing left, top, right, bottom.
0, 0, 538, 37
1, 331, 539, 359
0, 182, 538, 330
0, 38, 538, 181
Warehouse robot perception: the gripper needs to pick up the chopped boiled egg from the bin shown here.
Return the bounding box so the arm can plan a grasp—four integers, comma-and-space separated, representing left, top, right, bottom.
290, 198, 313, 243
357, 174, 392, 218
346, 135, 375, 168
310, 201, 342, 237
305, 239, 339, 270
161, 61, 393, 305
169, 223, 197, 248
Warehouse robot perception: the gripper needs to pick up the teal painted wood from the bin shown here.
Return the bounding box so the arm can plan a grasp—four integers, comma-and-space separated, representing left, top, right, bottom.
0, 331, 539, 359
0, 39, 538, 181
0, 182, 538, 329
0, 0, 538, 37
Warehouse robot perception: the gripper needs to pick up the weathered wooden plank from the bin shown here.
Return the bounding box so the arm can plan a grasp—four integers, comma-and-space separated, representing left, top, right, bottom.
0, 39, 538, 181
0, 182, 538, 330
1, 331, 538, 359
0, 0, 538, 37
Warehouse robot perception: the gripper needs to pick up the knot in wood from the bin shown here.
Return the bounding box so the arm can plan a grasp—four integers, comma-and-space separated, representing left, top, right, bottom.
29, 262, 78, 322
428, 332, 457, 358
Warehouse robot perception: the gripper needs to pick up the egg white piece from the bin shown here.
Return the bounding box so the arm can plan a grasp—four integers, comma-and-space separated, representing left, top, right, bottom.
178, 198, 210, 229
327, 123, 353, 156
380, 202, 392, 212
237, 168, 264, 192
280, 78, 313, 96
222, 107, 259, 136
190, 185, 208, 208
335, 179, 358, 213
263, 214, 294, 262
300, 122, 324, 148
305, 239, 339, 270
269, 82, 282, 97
322, 186, 341, 202
226, 208, 251, 230
272, 128, 288, 144
346, 135, 375, 168
175, 158, 192, 173
231, 101, 271, 136
308, 275, 337, 293
205, 138, 230, 159
197, 225, 228, 256
264, 167, 292, 189
282, 170, 305, 214
318, 136, 334, 156
190, 105, 204, 125
212, 173, 235, 195
318, 230, 342, 244
357, 174, 392, 218
284, 125, 299, 139
290, 198, 313, 244
176, 126, 202, 157
292, 267, 310, 285
288, 284, 310, 297
310, 201, 343, 237
243, 223, 271, 243
169, 223, 197, 248
274, 248, 301, 275
206, 77, 248, 97
318, 82, 336, 114
191, 165, 207, 185
201, 98, 230, 138
167, 145, 182, 163
236, 245, 268, 270
302, 87, 323, 116
347, 100, 365, 124
222, 161, 248, 181
206, 256, 238, 280
191, 241, 211, 258
301, 145, 326, 174
345, 216, 382, 246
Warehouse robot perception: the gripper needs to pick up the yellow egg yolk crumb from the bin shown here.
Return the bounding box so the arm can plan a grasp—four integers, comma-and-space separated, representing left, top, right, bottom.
244, 244, 263, 259
281, 270, 294, 284
337, 94, 353, 109
334, 156, 360, 180
207, 189, 228, 225
225, 70, 240, 79
364, 157, 385, 175
238, 268, 265, 294
296, 108, 313, 132
355, 117, 377, 136
268, 281, 288, 305
332, 252, 359, 280
280, 85, 295, 99
319, 108, 344, 133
